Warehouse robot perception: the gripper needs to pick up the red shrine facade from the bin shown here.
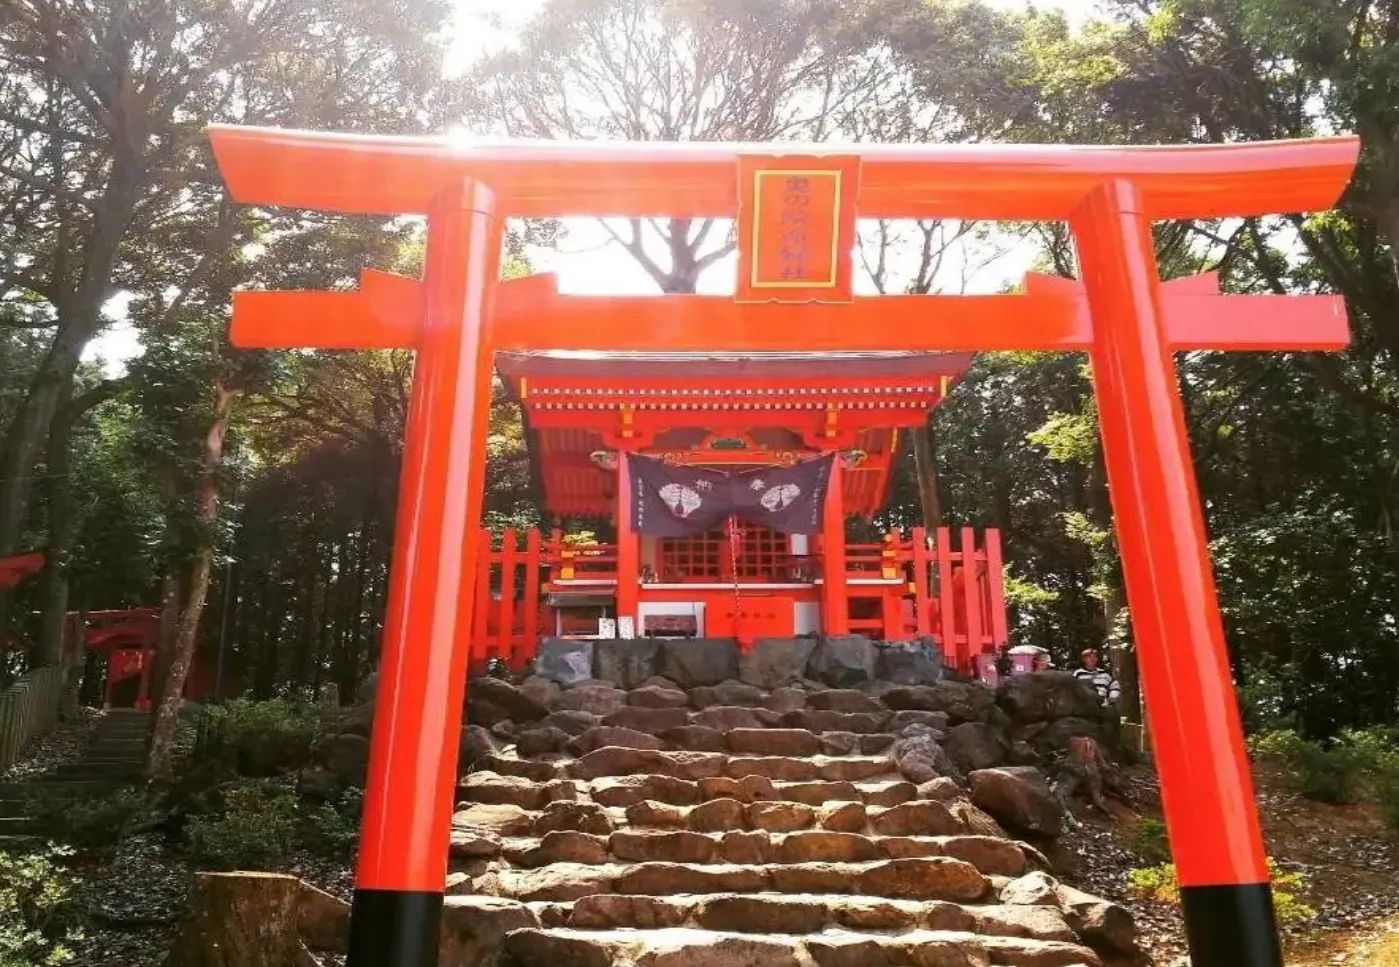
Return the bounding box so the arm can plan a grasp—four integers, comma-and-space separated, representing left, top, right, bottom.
469, 349, 1008, 670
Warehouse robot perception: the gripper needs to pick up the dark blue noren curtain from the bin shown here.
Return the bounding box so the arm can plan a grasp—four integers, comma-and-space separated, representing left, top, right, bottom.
625, 453, 833, 537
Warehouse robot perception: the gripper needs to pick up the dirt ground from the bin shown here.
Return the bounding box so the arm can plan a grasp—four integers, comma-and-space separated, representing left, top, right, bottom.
1054, 764, 1399, 965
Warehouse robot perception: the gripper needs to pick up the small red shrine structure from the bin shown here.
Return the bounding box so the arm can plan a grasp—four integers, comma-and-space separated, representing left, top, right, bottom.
464, 350, 1007, 669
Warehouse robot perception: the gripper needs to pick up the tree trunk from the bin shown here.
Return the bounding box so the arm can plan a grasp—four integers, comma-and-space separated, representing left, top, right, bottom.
911, 422, 943, 532
148, 569, 183, 720
165, 872, 314, 967
34, 394, 75, 670
36, 382, 124, 669
1104, 586, 1142, 724
146, 384, 236, 779
0, 155, 143, 560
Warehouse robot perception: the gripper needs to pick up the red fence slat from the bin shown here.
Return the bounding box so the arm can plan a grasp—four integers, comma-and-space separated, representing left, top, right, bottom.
935, 527, 956, 664
911, 526, 931, 636
985, 528, 1007, 646
473, 527, 491, 666
961, 527, 983, 666
499, 528, 518, 669
522, 529, 541, 665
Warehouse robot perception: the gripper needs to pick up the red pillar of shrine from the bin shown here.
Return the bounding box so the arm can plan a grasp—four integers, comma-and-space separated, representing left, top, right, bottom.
347, 179, 502, 967
820, 459, 849, 635
1075, 180, 1278, 967
615, 456, 640, 632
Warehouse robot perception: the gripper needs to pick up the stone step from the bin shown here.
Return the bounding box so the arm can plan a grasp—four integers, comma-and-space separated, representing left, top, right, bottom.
499, 925, 1102, 967
473, 830, 1027, 876
458, 770, 918, 814
49, 763, 144, 780
467, 748, 899, 787
0, 779, 124, 800
542, 892, 1078, 942
474, 856, 991, 904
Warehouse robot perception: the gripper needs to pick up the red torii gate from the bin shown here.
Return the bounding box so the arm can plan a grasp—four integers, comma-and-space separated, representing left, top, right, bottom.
207, 125, 1358, 967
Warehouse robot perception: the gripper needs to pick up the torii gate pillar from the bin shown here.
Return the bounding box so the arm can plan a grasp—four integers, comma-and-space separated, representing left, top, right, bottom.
1076, 181, 1277, 964
347, 179, 502, 966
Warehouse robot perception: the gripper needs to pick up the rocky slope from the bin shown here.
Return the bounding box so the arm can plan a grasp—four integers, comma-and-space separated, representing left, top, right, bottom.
398, 636, 1140, 967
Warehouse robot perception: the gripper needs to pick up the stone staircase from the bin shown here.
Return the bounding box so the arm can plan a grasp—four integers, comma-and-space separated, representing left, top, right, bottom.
0, 708, 148, 841
442, 675, 1136, 967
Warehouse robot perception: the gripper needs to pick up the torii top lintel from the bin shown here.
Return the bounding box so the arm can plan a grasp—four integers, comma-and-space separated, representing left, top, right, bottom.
208, 124, 1358, 222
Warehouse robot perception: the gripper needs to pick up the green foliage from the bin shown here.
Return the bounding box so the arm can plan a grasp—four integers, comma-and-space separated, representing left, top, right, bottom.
1128, 817, 1171, 866
1125, 861, 1178, 904
1128, 858, 1315, 924
185, 781, 300, 871
204, 699, 340, 777
1250, 727, 1399, 812
11, 0, 1399, 750
0, 845, 86, 967
1027, 408, 1098, 464
26, 788, 144, 851
307, 787, 364, 859
1249, 729, 1369, 804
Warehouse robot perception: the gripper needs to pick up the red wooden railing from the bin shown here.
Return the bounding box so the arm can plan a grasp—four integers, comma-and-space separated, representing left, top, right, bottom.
901, 526, 1007, 669
465, 525, 1008, 671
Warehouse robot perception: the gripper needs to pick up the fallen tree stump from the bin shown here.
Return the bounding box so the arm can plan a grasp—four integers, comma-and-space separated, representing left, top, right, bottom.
166, 871, 332, 967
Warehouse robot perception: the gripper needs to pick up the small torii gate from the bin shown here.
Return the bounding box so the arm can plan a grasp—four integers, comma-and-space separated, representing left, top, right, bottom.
208, 126, 1358, 967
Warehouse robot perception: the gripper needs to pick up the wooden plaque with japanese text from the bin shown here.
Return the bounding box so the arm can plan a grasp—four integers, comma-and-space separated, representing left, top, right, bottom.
735, 155, 860, 303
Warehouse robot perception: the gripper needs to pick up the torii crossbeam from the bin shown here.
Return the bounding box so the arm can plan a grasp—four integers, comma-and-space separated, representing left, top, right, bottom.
207, 126, 1358, 967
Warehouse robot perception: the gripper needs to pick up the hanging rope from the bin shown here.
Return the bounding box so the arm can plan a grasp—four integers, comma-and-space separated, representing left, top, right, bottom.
727, 515, 747, 649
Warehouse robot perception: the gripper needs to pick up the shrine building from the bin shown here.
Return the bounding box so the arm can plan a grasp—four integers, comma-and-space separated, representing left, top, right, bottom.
470, 348, 1009, 673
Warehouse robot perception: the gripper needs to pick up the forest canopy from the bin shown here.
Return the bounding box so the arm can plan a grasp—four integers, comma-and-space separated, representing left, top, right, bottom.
1, 0, 1396, 743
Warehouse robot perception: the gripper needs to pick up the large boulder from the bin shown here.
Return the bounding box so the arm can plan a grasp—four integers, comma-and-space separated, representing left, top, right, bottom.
1056, 882, 1138, 956
891, 723, 956, 783
516, 725, 570, 757
942, 721, 1010, 774
594, 639, 660, 689
439, 896, 539, 967
518, 675, 560, 710
534, 638, 596, 687
555, 683, 627, 717
459, 725, 499, 770
1028, 716, 1110, 756
690, 679, 764, 708
883, 681, 995, 723
738, 637, 817, 689
467, 677, 548, 727
539, 709, 602, 736
311, 732, 370, 784
628, 684, 690, 709
996, 671, 1103, 724
969, 766, 1067, 836
876, 638, 944, 685
807, 635, 878, 688
658, 638, 740, 688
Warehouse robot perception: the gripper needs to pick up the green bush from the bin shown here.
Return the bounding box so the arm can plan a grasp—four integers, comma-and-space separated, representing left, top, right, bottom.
1252, 727, 1399, 836
1128, 817, 1171, 866
307, 787, 363, 859
27, 788, 144, 851
185, 781, 299, 870
206, 699, 340, 777
1128, 858, 1315, 925
0, 845, 86, 967
1125, 861, 1177, 904
1249, 729, 1369, 804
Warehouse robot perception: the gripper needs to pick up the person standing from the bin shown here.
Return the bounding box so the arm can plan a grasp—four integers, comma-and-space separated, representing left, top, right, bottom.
1074, 648, 1121, 709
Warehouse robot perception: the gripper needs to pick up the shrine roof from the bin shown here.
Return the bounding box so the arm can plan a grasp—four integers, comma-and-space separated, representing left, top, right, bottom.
500, 350, 973, 519
495, 349, 975, 382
